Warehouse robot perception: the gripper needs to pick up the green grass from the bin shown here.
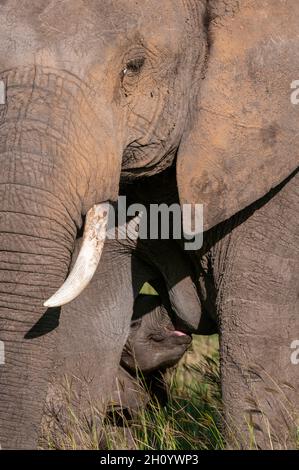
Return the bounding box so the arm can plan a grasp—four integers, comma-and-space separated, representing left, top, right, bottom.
140, 282, 159, 296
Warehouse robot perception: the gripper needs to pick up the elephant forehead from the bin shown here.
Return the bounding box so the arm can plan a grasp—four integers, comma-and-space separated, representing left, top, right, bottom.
0, 0, 188, 72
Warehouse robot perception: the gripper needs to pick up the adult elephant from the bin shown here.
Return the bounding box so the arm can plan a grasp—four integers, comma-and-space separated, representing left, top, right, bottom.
88, 0, 299, 450
0, 0, 207, 449
119, 0, 299, 449
0, 0, 298, 451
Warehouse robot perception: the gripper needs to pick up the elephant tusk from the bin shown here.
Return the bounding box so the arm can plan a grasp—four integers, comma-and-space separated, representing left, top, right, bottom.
44, 202, 110, 308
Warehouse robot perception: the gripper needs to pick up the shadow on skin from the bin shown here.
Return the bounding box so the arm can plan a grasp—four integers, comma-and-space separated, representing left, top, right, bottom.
24, 307, 61, 339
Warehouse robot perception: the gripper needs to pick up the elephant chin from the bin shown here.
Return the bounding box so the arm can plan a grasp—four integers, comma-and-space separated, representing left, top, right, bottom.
44, 202, 110, 308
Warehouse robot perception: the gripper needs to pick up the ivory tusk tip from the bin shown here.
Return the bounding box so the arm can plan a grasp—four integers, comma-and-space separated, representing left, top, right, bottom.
43, 298, 60, 308
43, 295, 72, 308
43, 202, 110, 309
43, 290, 76, 308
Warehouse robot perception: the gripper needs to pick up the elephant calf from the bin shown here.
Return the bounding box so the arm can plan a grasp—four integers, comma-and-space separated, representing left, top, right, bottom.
121, 293, 192, 374
107, 294, 193, 420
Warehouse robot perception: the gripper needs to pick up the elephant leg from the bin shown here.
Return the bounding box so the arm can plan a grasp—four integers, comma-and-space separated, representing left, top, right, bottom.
216, 174, 299, 449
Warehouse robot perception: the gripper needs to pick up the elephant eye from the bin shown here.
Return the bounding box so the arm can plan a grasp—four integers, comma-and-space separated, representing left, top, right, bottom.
122, 57, 145, 79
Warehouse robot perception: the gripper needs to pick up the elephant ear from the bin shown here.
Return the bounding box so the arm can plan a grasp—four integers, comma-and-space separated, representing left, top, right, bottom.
177, 0, 299, 232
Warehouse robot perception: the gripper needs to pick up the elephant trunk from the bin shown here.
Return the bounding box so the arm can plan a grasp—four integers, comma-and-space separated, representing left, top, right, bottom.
0, 67, 119, 448
0, 197, 75, 449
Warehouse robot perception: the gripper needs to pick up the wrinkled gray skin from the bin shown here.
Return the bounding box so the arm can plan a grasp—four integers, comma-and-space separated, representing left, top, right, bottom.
0, 0, 299, 450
